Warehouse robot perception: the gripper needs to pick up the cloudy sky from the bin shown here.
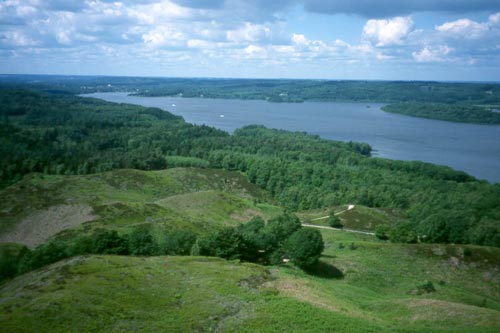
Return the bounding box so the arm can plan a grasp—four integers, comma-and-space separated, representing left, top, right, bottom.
1, 0, 500, 81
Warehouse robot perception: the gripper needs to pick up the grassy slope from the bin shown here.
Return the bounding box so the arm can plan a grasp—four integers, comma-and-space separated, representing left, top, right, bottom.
1, 167, 499, 332
297, 205, 404, 231
0, 255, 388, 333
1, 235, 499, 332
0, 168, 282, 247
272, 230, 500, 333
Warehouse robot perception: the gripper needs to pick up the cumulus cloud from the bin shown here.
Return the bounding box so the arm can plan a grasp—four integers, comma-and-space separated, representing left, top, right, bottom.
363, 17, 414, 46
226, 23, 271, 43
0, 0, 499, 79
436, 19, 489, 38
412, 45, 453, 62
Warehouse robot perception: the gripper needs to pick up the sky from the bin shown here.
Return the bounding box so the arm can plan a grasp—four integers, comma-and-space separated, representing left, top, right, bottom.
1, 0, 500, 81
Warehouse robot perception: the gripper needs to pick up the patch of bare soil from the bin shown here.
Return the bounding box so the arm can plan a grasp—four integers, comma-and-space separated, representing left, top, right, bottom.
0, 204, 97, 248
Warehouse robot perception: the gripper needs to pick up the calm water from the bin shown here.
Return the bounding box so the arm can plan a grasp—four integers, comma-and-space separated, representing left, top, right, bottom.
85, 92, 500, 183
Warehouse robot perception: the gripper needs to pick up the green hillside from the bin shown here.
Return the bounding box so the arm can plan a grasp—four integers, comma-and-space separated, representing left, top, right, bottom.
1, 233, 499, 332
0, 168, 281, 248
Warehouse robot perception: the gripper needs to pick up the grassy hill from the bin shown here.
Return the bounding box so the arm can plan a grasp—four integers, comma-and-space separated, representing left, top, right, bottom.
0, 168, 281, 248
1, 232, 499, 332
0, 168, 499, 332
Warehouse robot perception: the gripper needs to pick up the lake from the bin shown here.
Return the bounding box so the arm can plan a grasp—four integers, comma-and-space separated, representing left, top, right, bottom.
85, 92, 500, 183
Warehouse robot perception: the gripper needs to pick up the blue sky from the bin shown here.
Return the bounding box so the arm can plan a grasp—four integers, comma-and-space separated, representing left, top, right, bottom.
1, 0, 500, 81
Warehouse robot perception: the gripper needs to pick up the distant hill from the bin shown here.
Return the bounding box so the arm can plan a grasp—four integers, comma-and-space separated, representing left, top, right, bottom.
0, 168, 280, 248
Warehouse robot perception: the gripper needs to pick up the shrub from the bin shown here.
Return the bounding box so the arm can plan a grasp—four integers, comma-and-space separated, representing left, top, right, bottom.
375, 224, 390, 240
328, 215, 343, 228
91, 230, 129, 255
265, 213, 302, 243
18, 241, 69, 273
389, 222, 418, 244
196, 227, 244, 260
161, 230, 197, 255
128, 228, 158, 256
284, 228, 324, 268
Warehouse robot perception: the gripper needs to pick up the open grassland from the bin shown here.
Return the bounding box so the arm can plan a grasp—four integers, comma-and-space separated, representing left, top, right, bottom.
1, 233, 499, 333
0, 255, 389, 333
0, 168, 281, 247
271, 229, 500, 333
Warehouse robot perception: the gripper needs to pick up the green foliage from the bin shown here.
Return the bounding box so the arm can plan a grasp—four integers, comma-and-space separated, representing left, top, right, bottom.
18, 241, 69, 274
284, 228, 324, 268
160, 230, 197, 255
328, 214, 343, 228
265, 213, 302, 244
468, 217, 500, 247
383, 102, 500, 124
91, 230, 129, 255
375, 224, 390, 240
0, 245, 28, 280
196, 227, 244, 260
128, 228, 158, 256
389, 222, 418, 244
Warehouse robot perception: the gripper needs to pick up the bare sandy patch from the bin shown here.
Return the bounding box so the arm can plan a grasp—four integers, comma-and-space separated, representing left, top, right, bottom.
0, 204, 97, 248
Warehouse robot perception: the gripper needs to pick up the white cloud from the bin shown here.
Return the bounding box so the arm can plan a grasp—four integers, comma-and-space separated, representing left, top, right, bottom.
412, 45, 453, 62
226, 22, 271, 43
244, 44, 267, 58
490, 12, 500, 25
142, 26, 185, 47
363, 16, 414, 46
435, 18, 489, 38
1, 31, 38, 46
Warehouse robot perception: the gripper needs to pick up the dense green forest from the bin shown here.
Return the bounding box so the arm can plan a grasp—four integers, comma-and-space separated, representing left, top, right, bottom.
382, 103, 500, 124
1, 88, 499, 247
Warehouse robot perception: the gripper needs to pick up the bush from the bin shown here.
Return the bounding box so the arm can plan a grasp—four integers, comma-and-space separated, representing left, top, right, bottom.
389, 222, 418, 244
284, 228, 324, 268
328, 215, 343, 228
161, 230, 197, 255
91, 230, 129, 255
18, 241, 69, 273
0, 246, 29, 280
196, 227, 244, 260
265, 213, 302, 244
128, 228, 158, 256
375, 224, 390, 240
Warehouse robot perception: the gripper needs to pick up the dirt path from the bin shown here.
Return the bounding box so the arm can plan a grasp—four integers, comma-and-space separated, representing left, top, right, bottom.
310, 204, 355, 221
302, 223, 375, 236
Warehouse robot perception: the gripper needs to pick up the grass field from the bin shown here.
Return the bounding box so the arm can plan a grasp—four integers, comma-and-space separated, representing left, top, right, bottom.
0, 168, 281, 247
1, 233, 499, 332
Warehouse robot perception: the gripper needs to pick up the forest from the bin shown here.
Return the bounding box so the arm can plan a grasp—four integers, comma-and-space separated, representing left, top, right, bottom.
382, 103, 500, 124
1, 88, 499, 248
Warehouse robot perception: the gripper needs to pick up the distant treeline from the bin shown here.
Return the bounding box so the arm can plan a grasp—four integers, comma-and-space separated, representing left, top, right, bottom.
382, 103, 500, 124
1, 74, 500, 104
0, 89, 499, 247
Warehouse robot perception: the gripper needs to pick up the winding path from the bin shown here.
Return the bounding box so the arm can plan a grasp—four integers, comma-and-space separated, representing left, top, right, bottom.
302, 205, 376, 236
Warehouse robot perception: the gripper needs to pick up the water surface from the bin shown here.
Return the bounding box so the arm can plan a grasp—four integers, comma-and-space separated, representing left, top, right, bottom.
85, 92, 500, 183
